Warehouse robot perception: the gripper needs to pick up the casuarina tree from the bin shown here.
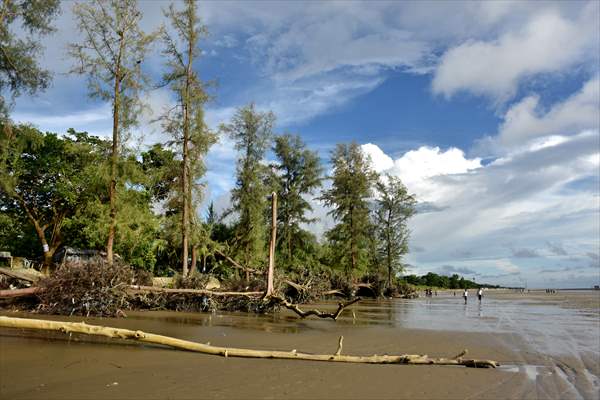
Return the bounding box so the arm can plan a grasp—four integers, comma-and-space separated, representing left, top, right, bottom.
69, 0, 157, 265
374, 174, 416, 288
160, 0, 216, 276
272, 134, 322, 268
221, 104, 274, 276
0, 0, 60, 119
321, 142, 378, 278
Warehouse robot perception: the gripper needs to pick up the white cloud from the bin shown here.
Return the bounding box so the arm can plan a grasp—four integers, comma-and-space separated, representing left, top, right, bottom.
364, 130, 599, 286
497, 77, 600, 147
432, 5, 599, 100
12, 104, 112, 138
361, 143, 394, 171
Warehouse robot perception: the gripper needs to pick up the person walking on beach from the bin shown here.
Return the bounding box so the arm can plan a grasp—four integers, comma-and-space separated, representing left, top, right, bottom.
477, 287, 483, 302
463, 288, 468, 304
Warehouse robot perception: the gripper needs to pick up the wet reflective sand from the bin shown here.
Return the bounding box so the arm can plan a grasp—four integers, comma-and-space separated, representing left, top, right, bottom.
1, 290, 598, 399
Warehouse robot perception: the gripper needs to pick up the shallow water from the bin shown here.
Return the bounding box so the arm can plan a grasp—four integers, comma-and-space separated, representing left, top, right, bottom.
1, 290, 599, 399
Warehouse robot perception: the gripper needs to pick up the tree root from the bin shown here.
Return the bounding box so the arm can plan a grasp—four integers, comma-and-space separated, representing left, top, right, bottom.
0, 316, 498, 368
268, 295, 361, 320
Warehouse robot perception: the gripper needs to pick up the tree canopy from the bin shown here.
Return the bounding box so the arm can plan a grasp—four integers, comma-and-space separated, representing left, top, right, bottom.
0, 0, 60, 119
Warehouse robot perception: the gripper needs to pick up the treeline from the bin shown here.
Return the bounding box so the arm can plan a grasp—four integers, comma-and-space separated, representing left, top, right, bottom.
402, 273, 500, 289
0, 0, 417, 291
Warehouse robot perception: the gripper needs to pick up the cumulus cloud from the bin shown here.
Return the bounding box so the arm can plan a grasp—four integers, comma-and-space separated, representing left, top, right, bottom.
496, 77, 600, 148
363, 128, 598, 286
362, 144, 482, 202
432, 4, 599, 101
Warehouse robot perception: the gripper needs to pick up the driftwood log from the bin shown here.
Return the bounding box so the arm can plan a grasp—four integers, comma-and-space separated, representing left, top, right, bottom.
0, 287, 42, 298
0, 267, 38, 283
0, 316, 498, 368
269, 295, 360, 320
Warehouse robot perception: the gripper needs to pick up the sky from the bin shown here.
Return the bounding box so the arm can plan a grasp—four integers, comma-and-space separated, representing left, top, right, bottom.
9, 0, 600, 289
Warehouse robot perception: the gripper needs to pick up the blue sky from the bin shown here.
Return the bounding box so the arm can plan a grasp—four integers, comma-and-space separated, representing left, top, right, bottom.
9, 0, 600, 288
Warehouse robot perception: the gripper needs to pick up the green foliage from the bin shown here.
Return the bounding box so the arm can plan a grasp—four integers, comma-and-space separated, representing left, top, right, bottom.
272, 134, 323, 269
160, 0, 217, 275
321, 142, 378, 278
0, 123, 108, 262
374, 174, 416, 287
401, 272, 498, 289
221, 104, 275, 269
0, 0, 60, 118
69, 0, 156, 135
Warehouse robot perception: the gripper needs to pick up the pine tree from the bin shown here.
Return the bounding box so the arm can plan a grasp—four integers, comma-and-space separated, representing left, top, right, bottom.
221, 104, 274, 273
321, 142, 377, 278
374, 174, 416, 288
161, 0, 216, 276
272, 134, 322, 267
0, 0, 60, 119
69, 0, 157, 265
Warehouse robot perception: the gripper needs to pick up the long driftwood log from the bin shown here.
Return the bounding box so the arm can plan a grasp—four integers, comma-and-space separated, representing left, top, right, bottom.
269, 295, 360, 320
0, 316, 498, 368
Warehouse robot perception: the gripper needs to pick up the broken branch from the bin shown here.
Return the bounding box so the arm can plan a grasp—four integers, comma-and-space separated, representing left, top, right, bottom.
269, 295, 361, 320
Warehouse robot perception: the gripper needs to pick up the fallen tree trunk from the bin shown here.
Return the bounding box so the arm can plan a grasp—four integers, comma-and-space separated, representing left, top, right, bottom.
269, 295, 360, 320
0, 316, 498, 368
0, 267, 38, 283
0, 287, 42, 298
128, 285, 262, 297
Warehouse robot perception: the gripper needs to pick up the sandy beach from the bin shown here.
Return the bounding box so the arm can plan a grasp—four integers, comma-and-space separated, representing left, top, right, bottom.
1, 290, 598, 399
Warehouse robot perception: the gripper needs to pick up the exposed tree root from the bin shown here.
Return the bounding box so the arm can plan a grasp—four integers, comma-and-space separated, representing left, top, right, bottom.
0, 316, 498, 368
268, 295, 361, 320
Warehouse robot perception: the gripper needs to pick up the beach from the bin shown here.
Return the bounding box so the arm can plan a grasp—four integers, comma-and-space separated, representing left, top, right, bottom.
1, 290, 598, 399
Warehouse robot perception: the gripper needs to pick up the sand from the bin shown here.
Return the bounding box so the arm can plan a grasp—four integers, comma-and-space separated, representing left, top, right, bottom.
1, 290, 598, 399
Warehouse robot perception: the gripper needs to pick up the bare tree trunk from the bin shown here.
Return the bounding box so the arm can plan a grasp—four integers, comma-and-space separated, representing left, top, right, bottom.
181, 119, 189, 277
190, 246, 197, 275
107, 33, 124, 266
266, 192, 277, 296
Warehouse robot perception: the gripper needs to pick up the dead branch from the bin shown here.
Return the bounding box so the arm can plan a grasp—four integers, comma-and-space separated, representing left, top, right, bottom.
0, 287, 42, 298
322, 289, 345, 297
269, 295, 361, 320
0, 316, 499, 368
214, 249, 257, 274
0, 267, 38, 283
128, 285, 262, 297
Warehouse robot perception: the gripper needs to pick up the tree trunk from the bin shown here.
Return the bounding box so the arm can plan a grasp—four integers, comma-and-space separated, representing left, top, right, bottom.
266, 192, 277, 296
107, 33, 125, 266
190, 246, 197, 275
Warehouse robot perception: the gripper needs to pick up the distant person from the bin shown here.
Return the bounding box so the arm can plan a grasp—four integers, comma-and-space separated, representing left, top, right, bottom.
477, 287, 483, 302
463, 289, 468, 304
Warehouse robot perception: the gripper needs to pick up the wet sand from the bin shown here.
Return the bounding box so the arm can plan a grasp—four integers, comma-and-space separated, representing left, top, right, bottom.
1, 290, 599, 399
